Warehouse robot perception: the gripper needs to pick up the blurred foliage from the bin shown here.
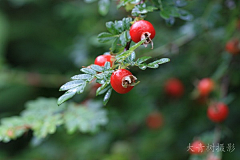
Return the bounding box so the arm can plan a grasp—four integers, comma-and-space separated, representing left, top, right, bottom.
0, 0, 239, 160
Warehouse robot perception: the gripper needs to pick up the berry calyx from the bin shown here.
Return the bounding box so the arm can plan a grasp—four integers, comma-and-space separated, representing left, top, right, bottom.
110, 69, 137, 94
189, 140, 206, 154
197, 78, 214, 96
94, 55, 114, 67
129, 20, 156, 48
146, 112, 163, 129
207, 102, 229, 122
164, 78, 184, 98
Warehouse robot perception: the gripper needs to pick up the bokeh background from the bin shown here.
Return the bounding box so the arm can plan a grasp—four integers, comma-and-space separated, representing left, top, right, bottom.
0, 0, 240, 159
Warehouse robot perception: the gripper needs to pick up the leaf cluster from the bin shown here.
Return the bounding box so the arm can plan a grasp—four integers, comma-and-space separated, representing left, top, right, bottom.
0, 98, 108, 142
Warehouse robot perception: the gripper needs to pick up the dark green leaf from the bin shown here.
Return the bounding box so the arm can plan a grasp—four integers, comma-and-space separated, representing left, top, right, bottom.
98, 0, 110, 16
81, 68, 97, 75
59, 80, 85, 91
71, 74, 92, 80
97, 32, 117, 43
160, 5, 180, 19
136, 56, 152, 64
57, 90, 76, 105
103, 88, 112, 105
91, 64, 104, 72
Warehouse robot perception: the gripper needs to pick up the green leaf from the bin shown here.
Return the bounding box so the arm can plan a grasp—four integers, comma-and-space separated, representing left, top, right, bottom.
178, 9, 193, 21
111, 37, 118, 52
76, 81, 87, 94
64, 102, 108, 133
129, 51, 136, 61
95, 73, 105, 79
121, 17, 132, 30
71, 74, 93, 80
136, 56, 152, 64
103, 88, 112, 105
148, 58, 170, 65
91, 64, 104, 72
147, 63, 159, 68
57, 90, 76, 105
132, 3, 158, 16
160, 5, 180, 19
106, 21, 119, 35
138, 64, 147, 70
98, 0, 110, 16
0, 117, 27, 142
98, 85, 111, 95
59, 80, 85, 91
147, 58, 170, 69
96, 81, 110, 96
81, 68, 97, 75
119, 31, 130, 46
104, 62, 111, 70
97, 32, 117, 43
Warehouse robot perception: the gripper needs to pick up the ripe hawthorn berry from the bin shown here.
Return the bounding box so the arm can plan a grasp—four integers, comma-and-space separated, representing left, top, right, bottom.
129, 20, 156, 47
197, 78, 214, 96
207, 102, 229, 122
225, 39, 240, 55
189, 140, 206, 155
110, 69, 137, 94
164, 78, 184, 98
146, 112, 163, 129
94, 55, 114, 67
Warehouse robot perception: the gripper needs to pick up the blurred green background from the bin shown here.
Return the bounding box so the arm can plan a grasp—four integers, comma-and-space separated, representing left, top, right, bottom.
0, 0, 240, 159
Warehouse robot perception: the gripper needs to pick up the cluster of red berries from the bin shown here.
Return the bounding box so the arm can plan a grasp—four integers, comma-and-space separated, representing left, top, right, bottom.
197, 78, 229, 123
94, 20, 156, 94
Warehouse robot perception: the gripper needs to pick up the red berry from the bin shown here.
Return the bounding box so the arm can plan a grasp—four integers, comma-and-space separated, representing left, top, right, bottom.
189, 140, 206, 154
207, 102, 229, 122
164, 78, 184, 98
129, 20, 155, 47
110, 69, 137, 94
207, 153, 220, 160
225, 39, 240, 55
94, 55, 114, 67
197, 78, 214, 96
146, 112, 163, 129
